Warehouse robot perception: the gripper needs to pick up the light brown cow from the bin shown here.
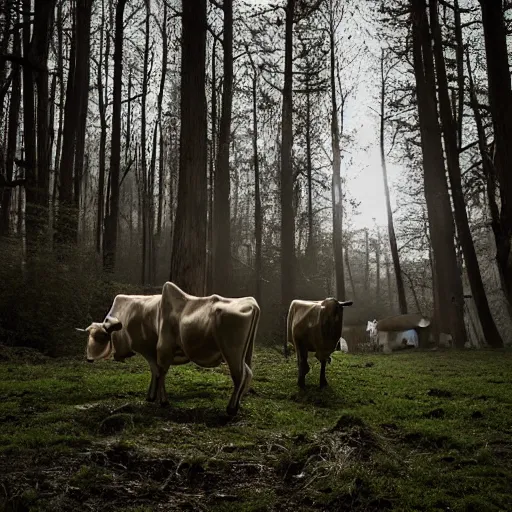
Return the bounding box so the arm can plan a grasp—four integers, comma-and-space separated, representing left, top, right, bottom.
78, 282, 260, 416
287, 298, 353, 388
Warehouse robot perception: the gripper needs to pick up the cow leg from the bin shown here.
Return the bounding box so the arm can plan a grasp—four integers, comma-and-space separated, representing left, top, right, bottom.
156, 367, 170, 407
296, 345, 309, 389
224, 360, 252, 416
146, 360, 159, 402
319, 360, 328, 388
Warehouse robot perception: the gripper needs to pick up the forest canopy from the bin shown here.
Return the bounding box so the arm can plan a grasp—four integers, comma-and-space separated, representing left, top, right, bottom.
0, 0, 511, 353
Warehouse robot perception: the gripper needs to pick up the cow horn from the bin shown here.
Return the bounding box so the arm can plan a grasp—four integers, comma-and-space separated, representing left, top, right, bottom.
75, 328, 87, 332
339, 300, 353, 307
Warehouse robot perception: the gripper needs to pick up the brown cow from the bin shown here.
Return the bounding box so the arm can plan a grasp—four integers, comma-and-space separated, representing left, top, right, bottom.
78, 282, 260, 416
287, 298, 353, 388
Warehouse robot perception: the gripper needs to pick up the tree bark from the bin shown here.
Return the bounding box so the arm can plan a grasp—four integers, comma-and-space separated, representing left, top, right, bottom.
305, 74, 315, 269
380, 49, 407, 314
213, 0, 233, 295
478, 0, 512, 308
140, 0, 151, 284
328, 2, 345, 300
103, 0, 127, 272
281, 0, 296, 355
410, 0, 466, 348
96, 0, 109, 253
72, 0, 93, 243
22, 0, 37, 245
253, 72, 262, 305
430, 0, 503, 348
169, 0, 207, 295
1, 5, 21, 235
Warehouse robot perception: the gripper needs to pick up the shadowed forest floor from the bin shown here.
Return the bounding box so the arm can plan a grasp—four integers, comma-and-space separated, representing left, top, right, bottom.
0, 346, 511, 511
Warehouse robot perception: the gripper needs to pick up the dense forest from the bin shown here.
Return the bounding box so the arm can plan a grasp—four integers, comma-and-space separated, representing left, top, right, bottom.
0, 0, 511, 353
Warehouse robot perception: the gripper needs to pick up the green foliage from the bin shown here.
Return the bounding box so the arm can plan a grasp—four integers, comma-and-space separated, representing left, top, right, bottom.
0, 238, 140, 355
0, 348, 511, 511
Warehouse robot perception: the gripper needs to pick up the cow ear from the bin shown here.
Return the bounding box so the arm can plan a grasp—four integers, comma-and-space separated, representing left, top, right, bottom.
103, 316, 122, 334
339, 300, 353, 307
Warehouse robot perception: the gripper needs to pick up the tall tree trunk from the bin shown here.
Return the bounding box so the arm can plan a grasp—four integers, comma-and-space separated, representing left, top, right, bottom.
253, 72, 262, 305
385, 252, 393, 310
103, 0, 127, 272
1, 6, 21, 235
52, 0, 64, 221
156, 0, 168, 237
430, 0, 503, 348
72, 0, 93, 243
328, 2, 345, 300
169, 0, 207, 295
305, 74, 315, 268
213, 0, 233, 295
281, 0, 296, 356
96, 0, 108, 253
32, 0, 55, 240
206, 38, 217, 295
22, 0, 37, 245
478, 0, 512, 307
140, 0, 150, 285
380, 49, 407, 313
410, 0, 466, 348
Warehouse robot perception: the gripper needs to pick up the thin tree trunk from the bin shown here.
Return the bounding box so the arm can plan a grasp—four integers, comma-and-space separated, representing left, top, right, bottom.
281, 0, 296, 356
1, 6, 21, 235
156, 0, 167, 237
430, 0, 503, 348
169, 0, 207, 295
329, 2, 345, 300
305, 74, 315, 268
380, 49, 407, 313
33, 0, 56, 237
206, 38, 217, 295
22, 0, 37, 245
344, 243, 356, 301
253, 72, 262, 305
96, 0, 108, 253
213, 0, 233, 295
140, 0, 150, 285
73, 0, 93, 243
375, 228, 381, 300
103, 0, 127, 272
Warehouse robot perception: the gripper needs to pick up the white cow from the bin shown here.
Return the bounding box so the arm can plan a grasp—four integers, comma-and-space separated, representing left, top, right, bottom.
78, 282, 260, 416
366, 319, 419, 354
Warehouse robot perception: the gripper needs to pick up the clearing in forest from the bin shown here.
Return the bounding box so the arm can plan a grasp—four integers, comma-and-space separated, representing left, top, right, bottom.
0, 347, 511, 511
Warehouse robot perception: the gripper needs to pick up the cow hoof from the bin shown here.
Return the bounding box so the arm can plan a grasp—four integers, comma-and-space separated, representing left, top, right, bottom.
298, 380, 306, 390
226, 405, 239, 417
159, 400, 170, 408
146, 395, 156, 403
319, 380, 328, 389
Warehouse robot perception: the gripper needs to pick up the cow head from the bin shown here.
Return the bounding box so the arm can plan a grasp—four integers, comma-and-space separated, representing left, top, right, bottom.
76, 316, 123, 362
320, 298, 353, 342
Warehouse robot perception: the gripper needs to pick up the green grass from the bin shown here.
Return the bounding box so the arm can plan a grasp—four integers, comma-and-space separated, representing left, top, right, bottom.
1, 347, 511, 511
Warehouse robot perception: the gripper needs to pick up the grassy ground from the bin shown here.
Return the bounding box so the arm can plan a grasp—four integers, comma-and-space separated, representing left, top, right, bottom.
0, 346, 511, 512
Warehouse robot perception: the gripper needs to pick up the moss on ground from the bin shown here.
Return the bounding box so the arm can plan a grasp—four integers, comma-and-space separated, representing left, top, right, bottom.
0, 347, 511, 511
